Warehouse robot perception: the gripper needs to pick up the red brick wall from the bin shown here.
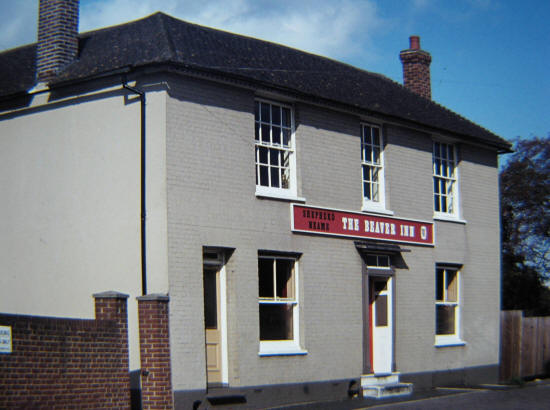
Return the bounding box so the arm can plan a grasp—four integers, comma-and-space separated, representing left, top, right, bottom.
0, 292, 131, 409
138, 294, 173, 409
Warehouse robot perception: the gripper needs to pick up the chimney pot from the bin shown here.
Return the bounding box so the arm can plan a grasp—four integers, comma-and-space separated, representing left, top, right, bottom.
409, 35, 420, 50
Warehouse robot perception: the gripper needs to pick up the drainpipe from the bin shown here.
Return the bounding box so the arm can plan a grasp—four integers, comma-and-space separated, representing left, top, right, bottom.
123, 78, 147, 296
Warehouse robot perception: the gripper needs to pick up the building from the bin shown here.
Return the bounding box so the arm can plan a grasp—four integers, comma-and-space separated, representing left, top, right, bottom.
0, 1, 511, 408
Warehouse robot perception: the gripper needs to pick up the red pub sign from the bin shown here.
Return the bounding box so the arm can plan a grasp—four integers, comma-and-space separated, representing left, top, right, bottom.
291, 204, 434, 246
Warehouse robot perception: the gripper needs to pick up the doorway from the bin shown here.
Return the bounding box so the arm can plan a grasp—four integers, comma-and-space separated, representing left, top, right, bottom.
369, 276, 393, 375
203, 249, 228, 386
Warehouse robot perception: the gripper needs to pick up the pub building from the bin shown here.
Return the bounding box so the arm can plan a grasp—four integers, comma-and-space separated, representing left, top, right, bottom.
0, 2, 511, 407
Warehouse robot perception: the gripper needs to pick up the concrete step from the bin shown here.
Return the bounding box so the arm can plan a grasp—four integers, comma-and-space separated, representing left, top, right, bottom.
361, 372, 400, 386
361, 372, 413, 399
362, 382, 413, 399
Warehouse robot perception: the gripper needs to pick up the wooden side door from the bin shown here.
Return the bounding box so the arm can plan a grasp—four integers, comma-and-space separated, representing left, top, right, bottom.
204, 265, 222, 384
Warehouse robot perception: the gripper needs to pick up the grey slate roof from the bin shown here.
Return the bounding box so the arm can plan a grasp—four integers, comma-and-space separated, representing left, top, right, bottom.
0, 12, 510, 151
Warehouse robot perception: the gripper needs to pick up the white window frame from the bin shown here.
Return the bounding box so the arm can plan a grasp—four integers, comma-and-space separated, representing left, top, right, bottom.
435, 265, 465, 347
258, 254, 306, 356
255, 99, 299, 200
361, 124, 389, 214
433, 141, 460, 219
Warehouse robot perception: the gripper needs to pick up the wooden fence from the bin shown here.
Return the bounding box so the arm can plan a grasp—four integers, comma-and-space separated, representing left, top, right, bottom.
500, 310, 550, 381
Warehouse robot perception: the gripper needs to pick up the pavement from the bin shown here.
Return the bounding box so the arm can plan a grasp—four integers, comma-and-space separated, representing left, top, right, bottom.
267, 379, 550, 409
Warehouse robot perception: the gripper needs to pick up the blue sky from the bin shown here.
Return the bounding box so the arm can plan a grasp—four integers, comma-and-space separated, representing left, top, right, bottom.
1, 0, 548, 143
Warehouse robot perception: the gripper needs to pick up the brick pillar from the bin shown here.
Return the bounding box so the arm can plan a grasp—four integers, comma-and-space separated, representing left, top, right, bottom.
137, 294, 173, 409
93, 291, 131, 407
399, 35, 432, 99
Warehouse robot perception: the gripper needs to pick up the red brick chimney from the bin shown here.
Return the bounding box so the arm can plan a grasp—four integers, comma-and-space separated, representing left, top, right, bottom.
399, 35, 432, 99
36, 0, 80, 83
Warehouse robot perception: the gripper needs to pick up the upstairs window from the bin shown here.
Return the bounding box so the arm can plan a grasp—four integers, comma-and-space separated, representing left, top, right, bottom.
433, 142, 458, 217
255, 100, 296, 198
361, 124, 386, 212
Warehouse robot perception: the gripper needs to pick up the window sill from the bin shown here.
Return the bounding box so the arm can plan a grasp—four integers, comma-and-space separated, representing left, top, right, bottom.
259, 342, 307, 357
434, 337, 466, 348
433, 214, 467, 224
255, 188, 306, 203
361, 207, 395, 216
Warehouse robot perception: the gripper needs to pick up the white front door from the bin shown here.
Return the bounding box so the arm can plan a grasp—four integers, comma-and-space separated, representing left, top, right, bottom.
370, 277, 393, 374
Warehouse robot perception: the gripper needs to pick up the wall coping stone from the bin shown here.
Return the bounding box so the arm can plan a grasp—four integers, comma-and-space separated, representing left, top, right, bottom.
93, 291, 129, 299
137, 293, 169, 301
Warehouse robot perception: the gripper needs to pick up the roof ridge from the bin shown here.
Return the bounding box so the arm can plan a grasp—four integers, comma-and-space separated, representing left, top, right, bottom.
157, 13, 178, 61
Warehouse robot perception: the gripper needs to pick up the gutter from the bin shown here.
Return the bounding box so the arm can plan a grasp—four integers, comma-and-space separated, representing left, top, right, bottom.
123, 78, 148, 296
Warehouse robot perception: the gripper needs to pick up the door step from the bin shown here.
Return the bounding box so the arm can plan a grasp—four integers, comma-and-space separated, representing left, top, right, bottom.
361, 373, 413, 399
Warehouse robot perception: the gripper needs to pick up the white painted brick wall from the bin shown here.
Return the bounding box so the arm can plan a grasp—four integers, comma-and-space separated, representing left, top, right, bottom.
164, 74, 501, 390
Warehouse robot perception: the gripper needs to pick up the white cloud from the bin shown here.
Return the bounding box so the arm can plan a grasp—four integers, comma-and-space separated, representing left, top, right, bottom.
79, 0, 385, 62
1, 0, 387, 65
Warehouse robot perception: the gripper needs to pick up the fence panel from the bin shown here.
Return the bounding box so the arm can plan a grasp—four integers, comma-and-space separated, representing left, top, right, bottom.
500, 311, 550, 381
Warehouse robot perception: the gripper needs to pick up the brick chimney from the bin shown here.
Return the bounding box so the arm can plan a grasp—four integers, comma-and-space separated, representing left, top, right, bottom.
399, 35, 432, 99
36, 0, 80, 83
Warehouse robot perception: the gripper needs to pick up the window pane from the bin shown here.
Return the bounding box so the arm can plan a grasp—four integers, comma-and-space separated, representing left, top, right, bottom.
364, 127, 372, 145
203, 270, 217, 329
434, 142, 440, 158
272, 105, 281, 125
282, 107, 291, 127
261, 124, 270, 143
435, 158, 441, 176
436, 269, 444, 301
434, 193, 440, 212
255, 123, 259, 141
446, 270, 458, 302
258, 258, 274, 298
366, 254, 377, 266
259, 165, 269, 186
378, 255, 390, 267
282, 129, 290, 147
436, 305, 455, 335
261, 102, 270, 123
364, 145, 372, 163
272, 126, 281, 145
442, 160, 448, 177
441, 194, 447, 212
373, 147, 381, 165
362, 165, 370, 182
259, 146, 268, 164
440, 178, 447, 194
373, 127, 380, 146
282, 150, 290, 168
372, 166, 379, 183
276, 259, 294, 299
270, 149, 279, 166
282, 166, 290, 189
372, 181, 379, 201
364, 182, 371, 200
259, 303, 293, 340
270, 167, 280, 188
